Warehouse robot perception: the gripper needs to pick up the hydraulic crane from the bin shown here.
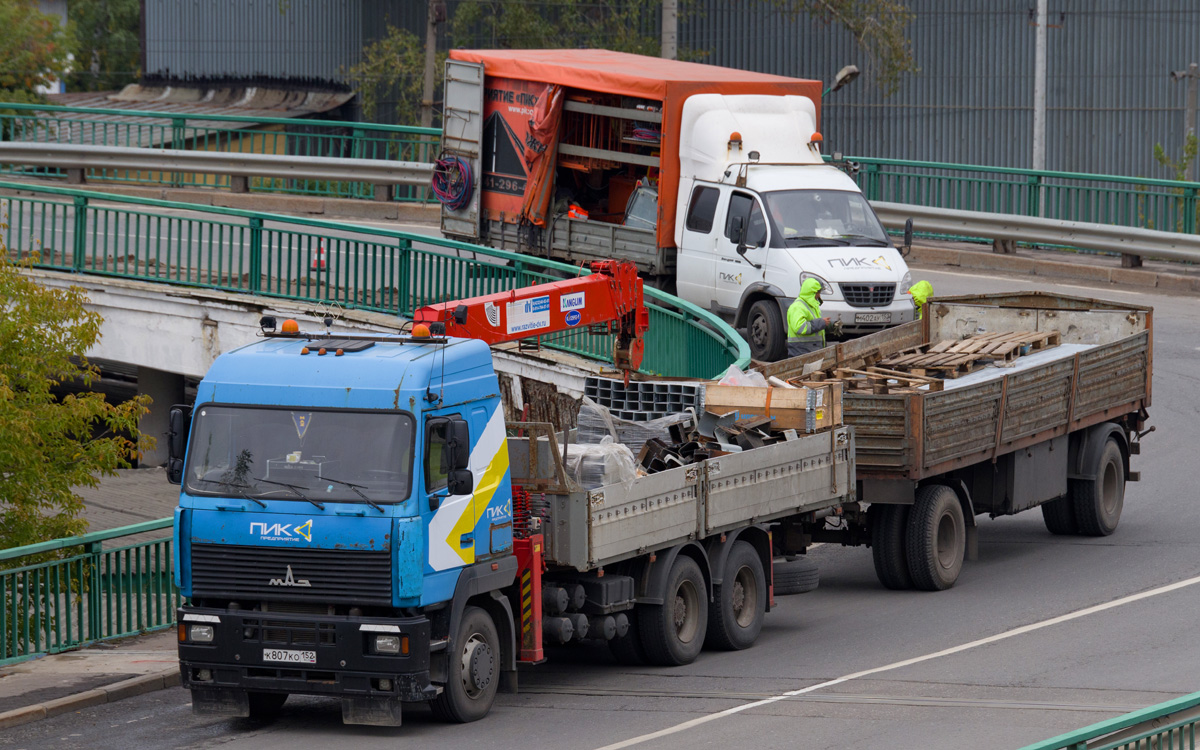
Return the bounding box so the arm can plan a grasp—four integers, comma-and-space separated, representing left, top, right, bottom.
413, 260, 650, 379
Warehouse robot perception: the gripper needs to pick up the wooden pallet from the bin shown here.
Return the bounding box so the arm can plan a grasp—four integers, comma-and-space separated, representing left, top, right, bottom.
878, 330, 1061, 379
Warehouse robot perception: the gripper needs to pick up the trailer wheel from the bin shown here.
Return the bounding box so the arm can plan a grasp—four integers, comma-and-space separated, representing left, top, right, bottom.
247, 691, 287, 719
1041, 495, 1079, 535
608, 609, 647, 665
1071, 438, 1125, 536
431, 606, 499, 723
705, 541, 765, 650
772, 556, 820, 595
906, 485, 965, 591
871, 504, 913, 590
746, 300, 786, 362
639, 555, 708, 666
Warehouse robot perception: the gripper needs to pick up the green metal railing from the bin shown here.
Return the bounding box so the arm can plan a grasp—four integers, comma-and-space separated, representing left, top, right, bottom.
0, 181, 749, 378
0, 519, 179, 665
0, 102, 440, 202
847, 156, 1200, 237
1020, 690, 1200, 750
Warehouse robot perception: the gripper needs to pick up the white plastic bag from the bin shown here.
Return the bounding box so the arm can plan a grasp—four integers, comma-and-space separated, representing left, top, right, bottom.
717, 364, 768, 388
563, 437, 637, 490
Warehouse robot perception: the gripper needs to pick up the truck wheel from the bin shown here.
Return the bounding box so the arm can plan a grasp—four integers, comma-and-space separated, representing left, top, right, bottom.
746, 300, 786, 362
870, 504, 913, 590
1071, 438, 1125, 536
1041, 495, 1079, 535
772, 557, 820, 595
430, 606, 499, 723
906, 485, 965, 591
247, 691, 287, 719
705, 541, 765, 650
639, 555, 708, 666
609, 609, 647, 665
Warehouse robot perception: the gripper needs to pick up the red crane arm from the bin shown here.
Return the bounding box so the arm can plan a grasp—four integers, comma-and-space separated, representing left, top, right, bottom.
413, 260, 650, 374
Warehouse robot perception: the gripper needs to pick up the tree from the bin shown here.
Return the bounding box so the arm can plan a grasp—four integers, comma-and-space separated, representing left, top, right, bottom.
67, 0, 141, 92
449, 0, 661, 56
0, 0, 73, 102
347, 24, 434, 124
0, 250, 152, 551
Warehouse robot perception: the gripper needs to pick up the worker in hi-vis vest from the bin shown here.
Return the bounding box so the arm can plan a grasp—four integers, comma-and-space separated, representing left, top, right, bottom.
786, 278, 830, 357
907, 280, 934, 320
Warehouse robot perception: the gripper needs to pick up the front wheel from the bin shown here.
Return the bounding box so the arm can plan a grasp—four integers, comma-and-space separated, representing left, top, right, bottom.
746, 300, 786, 362
639, 555, 708, 666
431, 605, 500, 723
906, 485, 966, 591
1072, 438, 1125, 536
705, 541, 765, 651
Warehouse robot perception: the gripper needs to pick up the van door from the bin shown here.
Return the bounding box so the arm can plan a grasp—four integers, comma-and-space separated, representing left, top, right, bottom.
676, 183, 723, 308
712, 191, 768, 313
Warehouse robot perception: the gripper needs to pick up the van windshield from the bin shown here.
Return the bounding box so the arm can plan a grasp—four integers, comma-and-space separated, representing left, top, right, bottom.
762, 189, 890, 247
184, 405, 415, 504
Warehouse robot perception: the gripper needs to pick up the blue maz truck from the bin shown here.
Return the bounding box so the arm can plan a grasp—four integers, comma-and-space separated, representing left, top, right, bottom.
166, 272, 855, 727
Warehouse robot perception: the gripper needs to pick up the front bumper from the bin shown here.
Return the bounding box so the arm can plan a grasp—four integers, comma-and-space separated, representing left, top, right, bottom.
821, 299, 915, 334
177, 606, 437, 703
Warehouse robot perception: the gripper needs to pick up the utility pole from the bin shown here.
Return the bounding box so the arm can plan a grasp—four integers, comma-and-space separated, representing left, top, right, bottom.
661, 0, 677, 60
420, 0, 445, 129
1171, 63, 1200, 182
1032, 0, 1047, 177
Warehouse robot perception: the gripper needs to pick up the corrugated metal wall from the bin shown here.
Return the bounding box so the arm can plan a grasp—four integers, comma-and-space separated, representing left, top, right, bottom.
143, 1, 1200, 178
680, 0, 1200, 178
143, 0, 361, 84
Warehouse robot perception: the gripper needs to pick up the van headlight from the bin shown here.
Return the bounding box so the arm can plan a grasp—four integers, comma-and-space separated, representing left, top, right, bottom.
799, 272, 833, 295
900, 270, 913, 291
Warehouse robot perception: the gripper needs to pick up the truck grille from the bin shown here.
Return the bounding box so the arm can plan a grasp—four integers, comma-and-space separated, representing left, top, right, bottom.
840, 283, 896, 308
191, 544, 392, 606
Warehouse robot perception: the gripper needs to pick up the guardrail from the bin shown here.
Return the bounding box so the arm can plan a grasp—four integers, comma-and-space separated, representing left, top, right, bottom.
0, 142, 434, 200
0, 101, 440, 202
0, 519, 178, 665
1019, 690, 1200, 750
873, 202, 1200, 264
0, 181, 749, 379
848, 155, 1200, 237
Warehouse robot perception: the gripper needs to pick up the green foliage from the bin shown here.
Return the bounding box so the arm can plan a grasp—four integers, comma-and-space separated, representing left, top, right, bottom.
0, 0, 73, 98
449, 0, 661, 55
347, 24, 442, 125
0, 250, 153, 552
66, 0, 142, 92
1153, 133, 1199, 182
768, 0, 917, 95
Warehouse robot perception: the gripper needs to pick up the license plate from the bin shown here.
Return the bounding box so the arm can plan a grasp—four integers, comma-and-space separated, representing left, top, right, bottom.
855, 312, 892, 324
262, 648, 316, 664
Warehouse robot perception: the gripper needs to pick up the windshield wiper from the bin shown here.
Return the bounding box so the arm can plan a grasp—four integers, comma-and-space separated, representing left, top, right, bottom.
785, 235, 850, 246
835, 234, 889, 246
320, 475, 384, 513
255, 478, 325, 510
200, 479, 267, 508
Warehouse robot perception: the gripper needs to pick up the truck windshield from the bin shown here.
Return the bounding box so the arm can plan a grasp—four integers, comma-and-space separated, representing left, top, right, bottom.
763, 190, 890, 247
183, 405, 415, 504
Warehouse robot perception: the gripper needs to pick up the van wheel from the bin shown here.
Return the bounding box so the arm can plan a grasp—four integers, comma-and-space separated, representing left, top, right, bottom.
430, 606, 499, 723
639, 555, 707, 666
705, 541, 765, 650
870, 504, 913, 590
1072, 438, 1125, 536
746, 300, 786, 361
906, 485, 966, 591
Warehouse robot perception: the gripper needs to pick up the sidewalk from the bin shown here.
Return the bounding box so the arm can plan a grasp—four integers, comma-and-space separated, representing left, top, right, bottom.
0, 470, 184, 730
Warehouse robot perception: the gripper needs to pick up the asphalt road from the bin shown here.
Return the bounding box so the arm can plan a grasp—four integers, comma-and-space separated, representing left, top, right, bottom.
4, 266, 1195, 750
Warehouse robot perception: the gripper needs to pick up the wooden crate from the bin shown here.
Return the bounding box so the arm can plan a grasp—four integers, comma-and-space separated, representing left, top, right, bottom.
703, 382, 843, 431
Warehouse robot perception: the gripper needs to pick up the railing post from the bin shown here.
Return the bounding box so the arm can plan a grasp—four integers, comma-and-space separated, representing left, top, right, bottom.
865, 162, 881, 201
396, 239, 411, 315
1027, 174, 1044, 218
71, 196, 88, 272
86, 541, 102, 642
169, 117, 186, 186
249, 217, 263, 293
1184, 186, 1198, 235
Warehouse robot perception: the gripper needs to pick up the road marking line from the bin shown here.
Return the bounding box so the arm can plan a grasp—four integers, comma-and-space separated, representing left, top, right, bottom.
594, 573, 1200, 750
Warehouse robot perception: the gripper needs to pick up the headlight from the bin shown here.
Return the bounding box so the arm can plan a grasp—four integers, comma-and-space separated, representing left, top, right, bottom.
798, 272, 833, 295
901, 270, 913, 291
372, 634, 408, 655
189, 624, 215, 643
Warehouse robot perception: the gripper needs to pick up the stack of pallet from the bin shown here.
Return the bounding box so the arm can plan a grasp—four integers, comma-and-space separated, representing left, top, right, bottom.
878, 330, 1061, 379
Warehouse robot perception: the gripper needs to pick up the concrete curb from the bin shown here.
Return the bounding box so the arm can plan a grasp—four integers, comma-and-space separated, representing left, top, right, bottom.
909, 244, 1200, 293
0, 667, 180, 731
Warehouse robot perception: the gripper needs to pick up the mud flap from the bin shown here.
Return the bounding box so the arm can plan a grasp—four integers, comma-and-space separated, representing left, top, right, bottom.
341, 696, 403, 726
190, 687, 249, 718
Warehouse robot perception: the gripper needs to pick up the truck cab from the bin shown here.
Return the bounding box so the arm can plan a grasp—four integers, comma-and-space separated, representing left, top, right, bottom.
672, 95, 913, 360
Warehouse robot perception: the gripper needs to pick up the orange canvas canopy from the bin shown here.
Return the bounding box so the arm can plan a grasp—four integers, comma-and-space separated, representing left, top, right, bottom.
450, 49, 823, 249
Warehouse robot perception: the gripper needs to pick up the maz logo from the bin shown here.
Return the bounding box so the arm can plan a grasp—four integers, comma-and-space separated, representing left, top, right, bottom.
250, 519, 313, 542
268, 565, 311, 587
719, 272, 743, 285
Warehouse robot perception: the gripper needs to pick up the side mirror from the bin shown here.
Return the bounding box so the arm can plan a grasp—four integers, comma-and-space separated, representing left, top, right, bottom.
448, 469, 474, 496
902, 218, 914, 257
731, 215, 747, 254
166, 404, 192, 485
449, 418, 470, 470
